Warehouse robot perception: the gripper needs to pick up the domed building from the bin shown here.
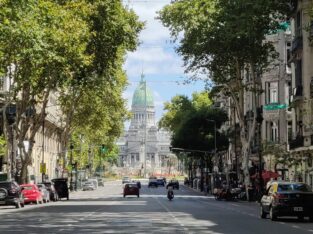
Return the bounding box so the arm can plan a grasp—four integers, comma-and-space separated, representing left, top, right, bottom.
117, 75, 171, 176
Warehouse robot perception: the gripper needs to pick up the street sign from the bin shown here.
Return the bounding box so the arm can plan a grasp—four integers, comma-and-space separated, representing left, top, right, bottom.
40, 163, 46, 174
264, 103, 287, 111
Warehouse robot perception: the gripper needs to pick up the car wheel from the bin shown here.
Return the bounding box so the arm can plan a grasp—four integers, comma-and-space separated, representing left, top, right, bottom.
269, 207, 277, 221
309, 216, 313, 222
260, 205, 266, 219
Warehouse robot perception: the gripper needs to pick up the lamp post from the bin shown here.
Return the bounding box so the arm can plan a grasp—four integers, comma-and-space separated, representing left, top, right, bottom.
69, 143, 74, 191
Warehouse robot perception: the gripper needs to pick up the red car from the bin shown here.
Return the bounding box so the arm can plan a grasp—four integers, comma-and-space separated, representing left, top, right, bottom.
123, 183, 139, 198
20, 184, 43, 204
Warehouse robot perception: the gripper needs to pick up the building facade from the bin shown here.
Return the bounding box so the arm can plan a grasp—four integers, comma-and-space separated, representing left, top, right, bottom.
117, 75, 171, 176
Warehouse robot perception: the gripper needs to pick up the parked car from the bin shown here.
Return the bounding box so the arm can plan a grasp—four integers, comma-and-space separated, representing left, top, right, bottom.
88, 178, 98, 189
20, 184, 43, 204
122, 176, 131, 184
260, 181, 313, 221
168, 179, 179, 190
43, 182, 58, 201
52, 178, 69, 200
37, 184, 50, 203
0, 181, 25, 208
148, 176, 158, 188
123, 183, 140, 198
157, 178, 165, 186
82, 182, 96, 191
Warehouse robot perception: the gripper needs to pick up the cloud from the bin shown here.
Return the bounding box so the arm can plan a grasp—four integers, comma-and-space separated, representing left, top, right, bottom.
123, 0, 185, 78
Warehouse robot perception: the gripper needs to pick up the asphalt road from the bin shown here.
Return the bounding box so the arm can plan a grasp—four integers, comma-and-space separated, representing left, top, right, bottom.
1, 180, 313, 233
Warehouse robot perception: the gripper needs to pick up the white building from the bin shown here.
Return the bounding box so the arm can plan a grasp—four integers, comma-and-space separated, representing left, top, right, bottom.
117, 75, 171, 176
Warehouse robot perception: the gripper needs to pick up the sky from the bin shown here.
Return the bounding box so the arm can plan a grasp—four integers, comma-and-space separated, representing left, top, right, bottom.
122, 0, 206, 124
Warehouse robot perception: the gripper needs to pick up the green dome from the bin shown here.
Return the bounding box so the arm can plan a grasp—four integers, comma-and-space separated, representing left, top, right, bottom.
132, 76, 154, 107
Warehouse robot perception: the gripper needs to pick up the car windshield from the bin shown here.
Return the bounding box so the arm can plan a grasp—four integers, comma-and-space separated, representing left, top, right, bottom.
278, 183, 312, 192
126, 184, 137, 188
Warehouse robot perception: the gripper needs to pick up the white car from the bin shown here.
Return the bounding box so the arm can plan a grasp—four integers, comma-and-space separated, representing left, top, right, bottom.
122, 176, 131, 184
82, 182, 95, 191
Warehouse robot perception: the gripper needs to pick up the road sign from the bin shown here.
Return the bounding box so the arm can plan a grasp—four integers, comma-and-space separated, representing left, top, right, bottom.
264, 103, 287, 111
40, 163, 46, 174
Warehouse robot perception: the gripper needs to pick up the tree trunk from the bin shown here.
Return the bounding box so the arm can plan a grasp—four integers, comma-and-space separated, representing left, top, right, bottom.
19, 163, 28, 184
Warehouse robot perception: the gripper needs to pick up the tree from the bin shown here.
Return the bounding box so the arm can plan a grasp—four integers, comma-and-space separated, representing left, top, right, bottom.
159, 91, 228, 154
0, 0, 143, 183
159, 0, 290, 199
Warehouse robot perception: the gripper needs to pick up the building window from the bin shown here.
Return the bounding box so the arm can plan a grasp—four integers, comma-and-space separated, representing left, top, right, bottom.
296, 11, 302, 37
271, 122, 279, 142
266, 82, 278, 104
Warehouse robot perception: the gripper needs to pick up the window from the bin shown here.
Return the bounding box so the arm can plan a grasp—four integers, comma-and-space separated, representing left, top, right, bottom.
266, 82, 278, 104
271, 122, 279, 142
296, 11, 302, 37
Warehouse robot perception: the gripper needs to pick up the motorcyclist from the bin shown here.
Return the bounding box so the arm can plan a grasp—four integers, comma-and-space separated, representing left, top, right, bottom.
166, 181, 175, 200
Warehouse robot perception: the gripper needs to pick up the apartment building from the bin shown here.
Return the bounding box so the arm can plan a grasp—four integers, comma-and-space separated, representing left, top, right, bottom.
288, 0, 313, 185
0, 73, 63, 183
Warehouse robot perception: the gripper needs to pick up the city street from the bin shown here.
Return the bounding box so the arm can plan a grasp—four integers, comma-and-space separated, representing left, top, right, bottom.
0, 180, 313, 233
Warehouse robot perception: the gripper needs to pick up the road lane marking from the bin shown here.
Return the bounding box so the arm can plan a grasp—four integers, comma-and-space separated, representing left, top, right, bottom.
155, 197, 189, 233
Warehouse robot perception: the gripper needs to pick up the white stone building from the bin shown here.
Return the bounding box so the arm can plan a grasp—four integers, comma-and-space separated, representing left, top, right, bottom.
117, 75, 171, 176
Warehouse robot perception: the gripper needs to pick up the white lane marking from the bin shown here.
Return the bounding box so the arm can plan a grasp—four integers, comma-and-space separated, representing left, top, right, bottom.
155, 197, 189, 233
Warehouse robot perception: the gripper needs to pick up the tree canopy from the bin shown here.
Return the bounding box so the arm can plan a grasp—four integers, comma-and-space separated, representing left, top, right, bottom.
0, 0, 144, 182
159, 92, 228, 152
159, 0, 291, 199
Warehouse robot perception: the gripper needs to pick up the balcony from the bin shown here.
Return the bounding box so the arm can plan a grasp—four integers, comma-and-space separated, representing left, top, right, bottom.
289, 135, 304, 150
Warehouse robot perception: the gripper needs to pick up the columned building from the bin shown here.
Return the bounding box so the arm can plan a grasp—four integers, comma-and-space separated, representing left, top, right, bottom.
117, 75, 171, 176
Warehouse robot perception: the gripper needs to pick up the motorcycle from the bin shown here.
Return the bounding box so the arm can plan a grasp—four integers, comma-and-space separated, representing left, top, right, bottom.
167, 186, 174, 201
214, 187, 238, 201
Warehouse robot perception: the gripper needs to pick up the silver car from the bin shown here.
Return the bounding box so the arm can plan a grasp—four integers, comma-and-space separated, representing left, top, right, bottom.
37, 184, 50, 203
82, 182, 95, 191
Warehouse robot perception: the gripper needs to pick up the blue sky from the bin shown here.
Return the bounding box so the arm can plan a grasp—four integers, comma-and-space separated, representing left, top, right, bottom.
123, 0, 206, 123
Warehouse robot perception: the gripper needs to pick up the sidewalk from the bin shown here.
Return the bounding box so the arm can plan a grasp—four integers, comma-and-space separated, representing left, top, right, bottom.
183, 184, 260, 207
